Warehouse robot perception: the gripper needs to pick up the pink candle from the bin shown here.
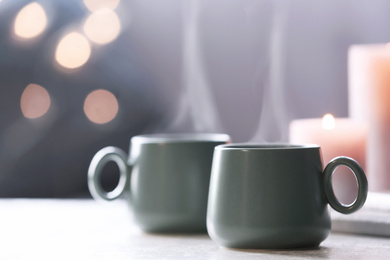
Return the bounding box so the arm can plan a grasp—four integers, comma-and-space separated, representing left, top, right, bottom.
349, 44, 390, 191
289, 114, 367, 204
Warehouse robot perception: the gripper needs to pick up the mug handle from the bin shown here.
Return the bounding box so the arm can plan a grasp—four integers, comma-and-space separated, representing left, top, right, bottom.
323, 156, 368, 214
88, 146, 129, 201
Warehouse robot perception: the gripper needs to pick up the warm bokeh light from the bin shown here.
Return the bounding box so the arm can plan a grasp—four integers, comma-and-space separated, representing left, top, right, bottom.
84, 89, 119, 124
20, 84, 51, 119
14, 2, 47, 39
322, 113, 335, 130
83, 9, 121, 44
83, 0, 120, 12
55, 32, 91, 69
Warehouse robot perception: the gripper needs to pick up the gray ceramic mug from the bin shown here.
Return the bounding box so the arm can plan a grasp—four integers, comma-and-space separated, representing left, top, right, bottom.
207, 144, 368, 249
88, 133, 230, 233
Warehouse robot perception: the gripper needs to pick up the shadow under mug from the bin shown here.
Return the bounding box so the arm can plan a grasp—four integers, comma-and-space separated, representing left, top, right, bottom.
207, 144, 368, 249
88, 133, 230, 233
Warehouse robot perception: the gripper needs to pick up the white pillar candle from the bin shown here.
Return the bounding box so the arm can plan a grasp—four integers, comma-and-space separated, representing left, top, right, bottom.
289, 114, 367, 204
349, 44, 390, 191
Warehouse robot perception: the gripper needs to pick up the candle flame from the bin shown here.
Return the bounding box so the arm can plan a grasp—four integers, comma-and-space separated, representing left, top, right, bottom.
322, 113, 335, 130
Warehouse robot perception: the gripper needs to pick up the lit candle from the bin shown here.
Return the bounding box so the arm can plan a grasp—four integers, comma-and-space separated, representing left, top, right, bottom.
349, 44, 390, 191
289, 114, 367, 204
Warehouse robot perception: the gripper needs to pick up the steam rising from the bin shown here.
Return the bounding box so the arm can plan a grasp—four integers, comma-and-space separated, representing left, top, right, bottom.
161, 0, 290, 140
167, 0, 223, 133
250, 0, 290, 142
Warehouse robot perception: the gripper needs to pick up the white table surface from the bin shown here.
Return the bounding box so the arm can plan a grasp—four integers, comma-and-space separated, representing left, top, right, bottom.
1, 199, 390, 260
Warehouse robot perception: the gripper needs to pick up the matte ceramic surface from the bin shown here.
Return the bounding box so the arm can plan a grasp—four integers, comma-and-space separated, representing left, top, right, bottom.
88, 133, 230, 233
206, 144, 368, 249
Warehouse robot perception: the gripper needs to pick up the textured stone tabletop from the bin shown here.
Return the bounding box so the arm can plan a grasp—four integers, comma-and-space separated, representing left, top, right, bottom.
1, 199, 390, 259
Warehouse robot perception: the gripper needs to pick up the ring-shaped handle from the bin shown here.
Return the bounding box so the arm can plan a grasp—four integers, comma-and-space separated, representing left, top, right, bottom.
323, 156, 368, 214
88, 146, 128, 201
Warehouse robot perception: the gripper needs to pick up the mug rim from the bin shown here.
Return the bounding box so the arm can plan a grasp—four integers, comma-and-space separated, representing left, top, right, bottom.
215, 143, 320, 150
131, 133, 231, 143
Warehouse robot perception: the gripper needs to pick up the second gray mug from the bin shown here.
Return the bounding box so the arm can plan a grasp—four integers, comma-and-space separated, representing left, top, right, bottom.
88, 133, 230, 233
207, 144, 368, 249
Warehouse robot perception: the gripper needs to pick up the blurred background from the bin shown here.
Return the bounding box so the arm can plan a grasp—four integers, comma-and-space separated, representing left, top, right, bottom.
1, 0, 390, 197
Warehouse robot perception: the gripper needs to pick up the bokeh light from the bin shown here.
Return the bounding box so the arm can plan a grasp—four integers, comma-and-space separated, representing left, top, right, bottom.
20, 84, 51, 119
55, 32, 91, 69
83, 0, 120, 12
83, 9, 121, 45
14, 2, 47, 39
84, 89, 119, 124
